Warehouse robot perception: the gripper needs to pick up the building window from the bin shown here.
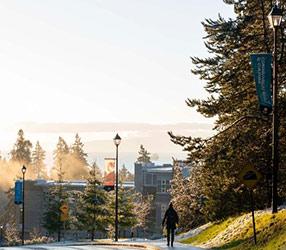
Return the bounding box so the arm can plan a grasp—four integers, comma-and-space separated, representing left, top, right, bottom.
144, 173, 154, 185
157, 180, 170, 193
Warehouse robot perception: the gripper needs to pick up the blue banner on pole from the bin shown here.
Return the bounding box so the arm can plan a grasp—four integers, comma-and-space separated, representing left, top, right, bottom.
14, 180, 22, 205
250, 53, 272, 113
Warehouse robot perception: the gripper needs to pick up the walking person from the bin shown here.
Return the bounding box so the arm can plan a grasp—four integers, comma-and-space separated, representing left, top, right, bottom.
162, 202, 179, 247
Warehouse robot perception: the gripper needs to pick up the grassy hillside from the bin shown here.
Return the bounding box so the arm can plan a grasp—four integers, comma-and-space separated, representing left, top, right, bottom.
181, 209, 286, 250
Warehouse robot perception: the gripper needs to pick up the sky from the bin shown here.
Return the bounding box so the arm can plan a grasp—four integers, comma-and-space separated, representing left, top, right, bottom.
0, 1, 234, 171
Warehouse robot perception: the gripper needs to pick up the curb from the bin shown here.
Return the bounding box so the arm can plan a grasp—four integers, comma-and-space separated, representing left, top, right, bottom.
93, 242, 160, 250
49, 241, 161, 250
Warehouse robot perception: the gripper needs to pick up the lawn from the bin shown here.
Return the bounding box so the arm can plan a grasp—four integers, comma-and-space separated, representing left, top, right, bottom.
180, 209, 286, 250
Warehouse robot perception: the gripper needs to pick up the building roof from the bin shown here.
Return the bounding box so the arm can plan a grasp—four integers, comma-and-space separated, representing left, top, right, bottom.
145, 167, 173, 173
33, 179, 134, 188
121, 181, 135, 188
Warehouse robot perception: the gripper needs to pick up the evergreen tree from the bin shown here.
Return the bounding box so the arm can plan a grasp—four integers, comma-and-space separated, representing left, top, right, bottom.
170, 162, 205, 229
71, 133, 88, 165
54, 137, 69, 170
136, 145, 151, 164
31, 141, 47, 179
69, 133, 89, 179
50, 137, 69, 180
90, 161, 103, 181
51, 135, 89, 180
10, 129, 32, 165
133, 193, 153, 235
42, 185, 69, 240
169, 0, 286, 224
109, 187, 137, 236
42, 159, 69, 241
76, 163, 109, 240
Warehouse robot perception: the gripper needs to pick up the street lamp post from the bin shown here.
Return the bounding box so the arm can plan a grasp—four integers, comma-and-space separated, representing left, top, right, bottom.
21, 165, 26, 245
0, 225, 3, 246
268, 4, 283, 214
113, 133, 121, 242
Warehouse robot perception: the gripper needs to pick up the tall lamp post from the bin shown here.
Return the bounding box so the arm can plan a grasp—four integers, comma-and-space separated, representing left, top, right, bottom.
21, 165, 26, 245
268, 4, 283, 214
0, 225, 3, 246
113, 133, 121, 242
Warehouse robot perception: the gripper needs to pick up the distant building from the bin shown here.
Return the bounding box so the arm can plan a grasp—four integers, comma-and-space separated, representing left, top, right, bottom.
14, 160, 188, 240
16, 179, 134, 240
16, 179, 86, 239
134, 162, 173, 237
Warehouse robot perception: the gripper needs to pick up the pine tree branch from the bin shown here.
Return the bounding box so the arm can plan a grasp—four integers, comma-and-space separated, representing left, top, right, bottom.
206, 114, 269, 141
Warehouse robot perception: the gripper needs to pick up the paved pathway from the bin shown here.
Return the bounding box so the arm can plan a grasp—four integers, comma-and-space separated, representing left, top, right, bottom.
0, 238, 206, 250
2, 245, 138, 250
124, 238, 206, 250
149, 240, 205, 250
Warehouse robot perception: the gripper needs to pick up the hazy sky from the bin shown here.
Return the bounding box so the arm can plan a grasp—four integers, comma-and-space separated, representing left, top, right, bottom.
0, 1, 234, 168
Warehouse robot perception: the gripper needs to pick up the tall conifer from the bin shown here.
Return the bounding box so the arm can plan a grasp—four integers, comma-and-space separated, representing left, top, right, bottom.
169, 0, 286, 222
10, 129, 32, 165
31, 141, 47, 179
137, 145, 151, 164
76, 163, 109, 240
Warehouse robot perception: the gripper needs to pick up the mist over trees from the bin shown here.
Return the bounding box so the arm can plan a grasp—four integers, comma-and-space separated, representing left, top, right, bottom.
0, 129, 151, 241
0, 130, 90, 239
50, 134, 89, 180
71, 133, 88, 166
0, 128, 137, 190
169, 0, 286, 228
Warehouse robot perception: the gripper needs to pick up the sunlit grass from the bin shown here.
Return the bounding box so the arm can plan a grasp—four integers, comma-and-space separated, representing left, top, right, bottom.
180, 217, 236, 245
180, 209, 286, 250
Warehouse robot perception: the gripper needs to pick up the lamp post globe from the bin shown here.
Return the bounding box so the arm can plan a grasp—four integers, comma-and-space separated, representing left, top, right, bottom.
21, 165, 26, 175
268, 4, 283, 29
113, 133, 121, 146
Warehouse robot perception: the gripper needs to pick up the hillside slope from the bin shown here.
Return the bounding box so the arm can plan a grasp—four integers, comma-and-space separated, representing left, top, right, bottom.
180, 208, 286, 250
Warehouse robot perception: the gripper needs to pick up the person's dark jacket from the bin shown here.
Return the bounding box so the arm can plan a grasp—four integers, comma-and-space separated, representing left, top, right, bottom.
162, 206, 179, 229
